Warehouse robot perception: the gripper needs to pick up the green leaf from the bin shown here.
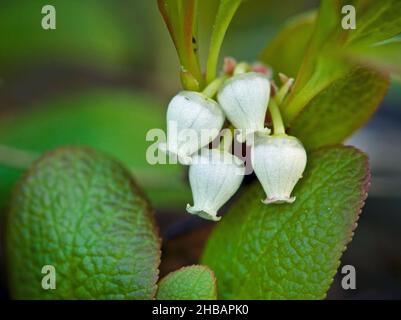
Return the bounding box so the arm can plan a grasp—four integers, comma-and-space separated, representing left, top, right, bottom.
202, 146, 370, 299
0, 0, 141, 72
279, 0, 348, 124
347, 0, 401, 45
289, 67, 389, 150
291, 0, 342, 92
260, 1, 392, 149
260, 11, 316, 79
342, 39, 401, 78
0, 89, 191, 209
156, 265, 217, 300
262, 0, 399, 126
6, 147, 161, 299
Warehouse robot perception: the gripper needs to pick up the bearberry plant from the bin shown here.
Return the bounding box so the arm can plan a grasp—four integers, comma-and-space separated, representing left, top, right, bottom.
3, 0, 401, 300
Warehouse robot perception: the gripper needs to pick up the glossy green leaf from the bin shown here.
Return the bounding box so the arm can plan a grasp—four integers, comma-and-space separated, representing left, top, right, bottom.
289, 67, 389, 150
0, 90, 191, 209
156, 265, 217, 300
202, 146, 370, 299
6, 147, 161, 299
0, 0, 141, 72
260, 11, 316, 79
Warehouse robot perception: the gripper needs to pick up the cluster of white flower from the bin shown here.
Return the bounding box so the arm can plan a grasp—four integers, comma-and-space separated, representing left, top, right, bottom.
159, 67, 307, 221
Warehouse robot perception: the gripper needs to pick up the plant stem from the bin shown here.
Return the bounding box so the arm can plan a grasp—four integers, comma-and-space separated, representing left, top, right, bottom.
269, 99, 286, 135
205, 0, 242, 85
180, 0, 204, 89
159, 0, 204, 90
164, 0, 187, 65
181, 68, 201, 91
275, 78, 294, 106
202, 75, 227, 98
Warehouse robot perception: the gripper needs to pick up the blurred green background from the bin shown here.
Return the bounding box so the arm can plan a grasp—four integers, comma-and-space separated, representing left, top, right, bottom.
0, 0, 400, 299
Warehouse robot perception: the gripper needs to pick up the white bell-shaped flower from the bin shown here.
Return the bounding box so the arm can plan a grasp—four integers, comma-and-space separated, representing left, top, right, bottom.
252, 134, 307, 204
159, 91, 225, 165
217, 72, 271, 143
186, 148, 245, 221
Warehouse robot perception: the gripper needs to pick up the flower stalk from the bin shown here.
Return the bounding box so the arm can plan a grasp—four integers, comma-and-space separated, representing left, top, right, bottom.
268, 99, 286, 136
202, 75, 228, 98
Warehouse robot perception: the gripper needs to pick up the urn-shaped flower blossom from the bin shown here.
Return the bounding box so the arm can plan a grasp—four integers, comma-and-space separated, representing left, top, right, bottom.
159, 91, 225, 165
217, 72, 271, 142
252, 134, 307, 204
186, 148, 245, 221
